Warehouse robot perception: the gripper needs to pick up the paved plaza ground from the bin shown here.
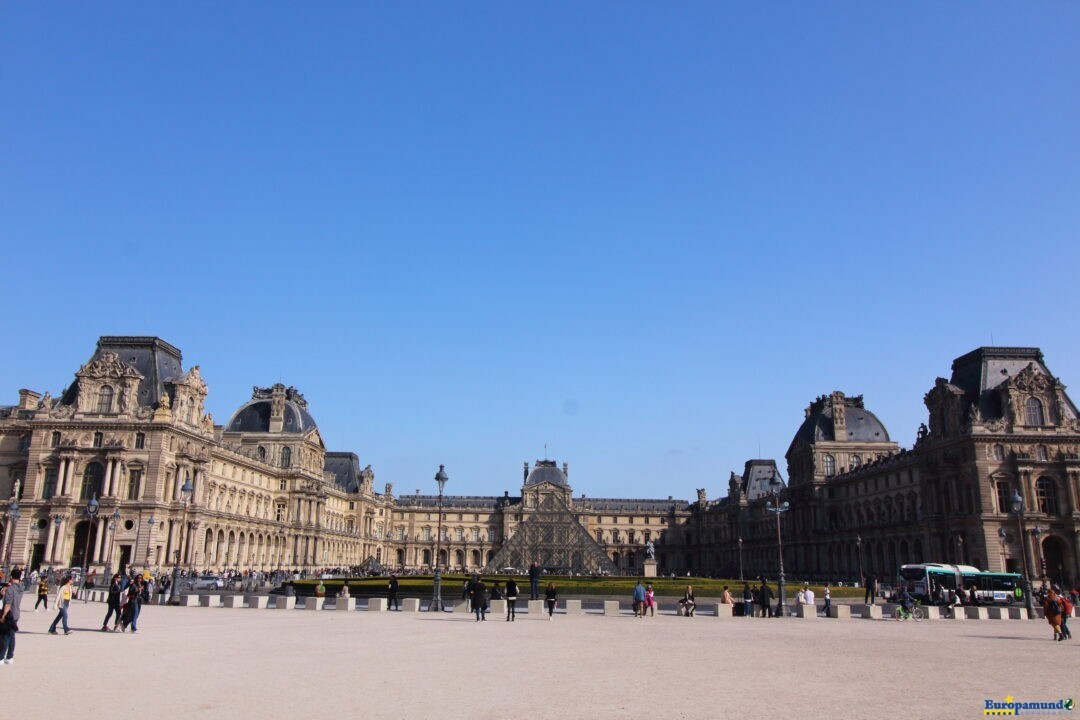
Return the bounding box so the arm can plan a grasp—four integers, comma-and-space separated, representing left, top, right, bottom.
5, 597, 1075, 719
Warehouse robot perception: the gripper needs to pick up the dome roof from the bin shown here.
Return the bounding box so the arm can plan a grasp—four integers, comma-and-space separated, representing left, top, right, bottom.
525, 460, 568, 486
225, 385, 317, 434
792, 393, 890, 444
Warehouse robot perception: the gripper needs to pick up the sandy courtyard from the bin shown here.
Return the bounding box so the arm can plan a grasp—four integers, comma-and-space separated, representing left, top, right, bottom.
5, 598, 1075, 720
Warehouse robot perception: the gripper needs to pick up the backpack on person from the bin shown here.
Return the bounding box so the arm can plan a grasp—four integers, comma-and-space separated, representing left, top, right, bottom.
1047, 597, 1062, 615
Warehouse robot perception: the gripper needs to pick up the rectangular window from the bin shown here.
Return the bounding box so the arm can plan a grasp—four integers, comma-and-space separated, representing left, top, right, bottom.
93, 432, 103, 448
51, 431, 61, 448
127, 470, 142, 500
43, 468, 58, 499
275, 503, 287, 522
471, 528, 479, 541
423, 527, 432, 541
396, 527, 405, 541
134, 432, 145, 449
455, 528, 463, 541
279, 479, 287, 491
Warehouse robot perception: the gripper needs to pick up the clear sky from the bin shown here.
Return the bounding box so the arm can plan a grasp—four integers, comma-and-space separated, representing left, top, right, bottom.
2, 3, 1078, 500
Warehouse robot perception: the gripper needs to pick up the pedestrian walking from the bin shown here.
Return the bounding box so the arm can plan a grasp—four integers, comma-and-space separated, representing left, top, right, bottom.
0, 568, 24, 664
48, 575, 74, 635
822, 585, 832, 616
529, 562, 541, 601
645, 583, 656, 617
102, 574, 123, 631
1058, 588, 1073, 640
505, 578, 518, 622
742, 583, 753, 618
35, 576, 49, 612
632, 580, 646, 618
759, 581, 774, 618
472, 579, 488, 622
864, 574, 877, 605
1044, 589, 1065, 642
544, 582, 558, 619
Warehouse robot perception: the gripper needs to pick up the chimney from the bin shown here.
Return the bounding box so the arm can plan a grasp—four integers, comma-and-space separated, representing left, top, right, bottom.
831, 391, 847, 440
18, 389, 41, 410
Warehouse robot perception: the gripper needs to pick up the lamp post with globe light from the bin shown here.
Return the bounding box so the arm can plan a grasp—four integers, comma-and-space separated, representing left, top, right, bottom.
1009, 490, 1036, 619
168, 477, 194, 605
767, 478, 789, 616
428, 465, 448, 612
104, 509, 121, 579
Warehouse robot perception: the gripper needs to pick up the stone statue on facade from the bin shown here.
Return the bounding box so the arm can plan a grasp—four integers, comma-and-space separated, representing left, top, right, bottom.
645, 540, 655, 560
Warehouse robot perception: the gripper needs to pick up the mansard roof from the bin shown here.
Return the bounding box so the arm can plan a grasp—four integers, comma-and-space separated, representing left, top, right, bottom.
949, 346, 1078, 420
791, 392, 891, 445
60, 336, 183, 409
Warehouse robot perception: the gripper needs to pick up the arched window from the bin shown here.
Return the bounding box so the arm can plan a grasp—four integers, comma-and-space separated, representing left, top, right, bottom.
823, 454, 836, 476
850, 455, 862, 469
1025, 397, 1045, 427
1036, 477, 1059, 515
280, 447, 291, 468
97, 385, 114, 413
80, 462, 104, 500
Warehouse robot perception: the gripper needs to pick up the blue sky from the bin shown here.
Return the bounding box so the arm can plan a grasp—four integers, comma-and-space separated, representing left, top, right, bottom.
2, 3, 1078, 499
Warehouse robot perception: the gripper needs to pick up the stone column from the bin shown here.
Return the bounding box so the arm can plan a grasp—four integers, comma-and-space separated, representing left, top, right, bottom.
104, 459, 114, 496
59, 458, 69, 496
93, 517, 106, 562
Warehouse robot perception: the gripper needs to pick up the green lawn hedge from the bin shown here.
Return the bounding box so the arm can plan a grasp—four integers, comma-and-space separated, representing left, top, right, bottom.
283, 575, 866, 599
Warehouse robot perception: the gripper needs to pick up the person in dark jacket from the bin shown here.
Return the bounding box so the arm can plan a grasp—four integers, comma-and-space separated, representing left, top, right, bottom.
102, 574, 123, 631
387, 575, 399, 611
742, 583, 753, 618
505, 578, 519, 622
471, 578, 488, 621
544, 582, 558, 619
529, 562, 541, 600
759, 581, 774, 618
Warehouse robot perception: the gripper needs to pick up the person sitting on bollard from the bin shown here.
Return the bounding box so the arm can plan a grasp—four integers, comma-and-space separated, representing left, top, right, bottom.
679, 585, 696, 617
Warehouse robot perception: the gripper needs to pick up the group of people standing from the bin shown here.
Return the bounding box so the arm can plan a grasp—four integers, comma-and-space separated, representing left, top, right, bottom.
462, 574, 558, 621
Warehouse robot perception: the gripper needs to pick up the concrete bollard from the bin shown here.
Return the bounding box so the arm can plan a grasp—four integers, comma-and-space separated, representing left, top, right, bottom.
452, 600, 470, 614
964, 606, 989, 620
946, 608, 966, 620
795, 604, 817, 619
827, 604, 851, 619
304, 597, 324, 611
223, 595, 244, 608
564, 599, 582, 614
199, 594, 220, 607
714, 603, 735, 619
489, 599, 507, 616
603, 600, 621, 616
402, 598, 421, 612
367, 598, 388, 612
854, 604, 882, 619
335, 597, 356, 612
1007, 606, 1028, 620
275, 596, 296, 610
986, 607, 1010, 620
246, 595, 269, 609
179, 594, 200, 607
921, 605, 941, 620
528, 599, 544, 615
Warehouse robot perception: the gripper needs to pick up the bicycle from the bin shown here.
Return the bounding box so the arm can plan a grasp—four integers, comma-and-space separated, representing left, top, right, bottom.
895, 600, 923, 621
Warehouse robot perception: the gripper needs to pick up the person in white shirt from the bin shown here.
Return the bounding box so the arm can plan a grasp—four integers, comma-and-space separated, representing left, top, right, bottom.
795, 588, 806, 605
804, 585, 816, 607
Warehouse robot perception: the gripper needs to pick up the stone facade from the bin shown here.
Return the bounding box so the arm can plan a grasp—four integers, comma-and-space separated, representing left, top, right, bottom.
696, 347, 1080, 587
0, 337, 692, 576
2, 339, 1076, 586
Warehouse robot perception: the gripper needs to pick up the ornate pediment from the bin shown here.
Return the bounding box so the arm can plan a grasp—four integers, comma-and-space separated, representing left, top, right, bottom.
76, 352, 143, 381
1011, 363, 1055, 393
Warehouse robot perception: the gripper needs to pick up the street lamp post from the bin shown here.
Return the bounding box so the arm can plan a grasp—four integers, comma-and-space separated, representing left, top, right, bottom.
82, 494, 99, 600
1032, 525, 1045, 583
3, 502, 20, 577
428, 465, 448, 613
146, 515, 156, 569
168, 478, 194, 605
104, 509, 120, 579
856, 535, 863, 587
737, 536, 743, 582
1009, 490, 1037, 619
767, 478, 789, 617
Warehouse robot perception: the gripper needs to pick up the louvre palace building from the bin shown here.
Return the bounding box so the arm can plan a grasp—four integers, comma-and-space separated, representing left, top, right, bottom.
0, 337, 1077, 588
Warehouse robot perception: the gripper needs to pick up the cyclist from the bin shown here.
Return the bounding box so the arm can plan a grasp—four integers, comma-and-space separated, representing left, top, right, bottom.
898, 584, 916, 618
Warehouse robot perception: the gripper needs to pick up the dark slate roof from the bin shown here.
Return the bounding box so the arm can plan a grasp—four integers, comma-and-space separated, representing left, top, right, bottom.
792, 399, 890, 444
225, 399, 317, 434
324, 452, 361, 493
948, 347, 1077, 420
60, 336, 183, 408
525, 460, 567, 486
741, 459, 785, 500
396, 495, 508, 510
582, 498, 690, 512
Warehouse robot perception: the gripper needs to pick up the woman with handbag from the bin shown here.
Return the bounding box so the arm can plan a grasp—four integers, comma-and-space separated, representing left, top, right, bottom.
48, 575, 73, 635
